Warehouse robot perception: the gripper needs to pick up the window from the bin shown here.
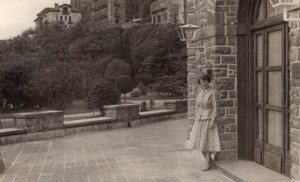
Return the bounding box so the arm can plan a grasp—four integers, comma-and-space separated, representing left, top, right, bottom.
163, 12, 167, 22
115, 18, 119, 24
60, 16, 63, 21
65, 16, 67, 21
158, 15, 161, 23
115, 7, 119, 13
69, 16, 72, 23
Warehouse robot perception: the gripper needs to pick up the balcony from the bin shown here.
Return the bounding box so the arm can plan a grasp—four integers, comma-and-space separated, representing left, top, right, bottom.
62, 11, 70, 15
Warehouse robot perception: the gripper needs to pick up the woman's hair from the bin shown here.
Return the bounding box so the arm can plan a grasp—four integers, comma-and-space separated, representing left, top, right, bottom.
198, 74, 211, 84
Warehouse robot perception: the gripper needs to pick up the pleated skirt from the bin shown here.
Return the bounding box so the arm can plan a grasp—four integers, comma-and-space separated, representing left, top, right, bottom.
186, 119, 221, 152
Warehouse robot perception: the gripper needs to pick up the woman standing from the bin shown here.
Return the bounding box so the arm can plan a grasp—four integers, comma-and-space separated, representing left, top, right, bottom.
187, 74, 221, 171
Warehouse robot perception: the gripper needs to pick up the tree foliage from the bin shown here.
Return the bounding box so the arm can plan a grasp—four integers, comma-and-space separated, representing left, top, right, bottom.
115, 76, 134, 102
87, 79, 121, 115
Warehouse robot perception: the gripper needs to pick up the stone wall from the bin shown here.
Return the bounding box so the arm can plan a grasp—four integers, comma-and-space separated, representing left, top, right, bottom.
289, 20, 300, 182
12, 111, 64, 133
186, 0, 238, 160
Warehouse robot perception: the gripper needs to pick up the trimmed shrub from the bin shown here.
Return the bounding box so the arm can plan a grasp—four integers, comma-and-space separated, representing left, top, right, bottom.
88, 78, 121, 115
130, 88, 141, 98
140, 101, 148, 112
116, 76, 134, 102
137, 81, 147, 95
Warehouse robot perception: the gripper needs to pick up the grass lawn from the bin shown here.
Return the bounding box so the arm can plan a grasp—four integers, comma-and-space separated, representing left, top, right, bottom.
65, 94, 183, 114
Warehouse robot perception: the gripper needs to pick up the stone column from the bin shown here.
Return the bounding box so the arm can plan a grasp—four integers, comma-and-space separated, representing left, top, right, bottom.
186, 0, 238, 160
289, 21, 300, 182
103, 104, 140, 127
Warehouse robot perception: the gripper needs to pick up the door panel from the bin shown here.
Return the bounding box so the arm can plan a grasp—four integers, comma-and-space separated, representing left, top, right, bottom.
252, 24, 289, 175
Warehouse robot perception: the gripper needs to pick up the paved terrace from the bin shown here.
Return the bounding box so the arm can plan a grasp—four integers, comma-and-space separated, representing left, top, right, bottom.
0, 118, 232, 182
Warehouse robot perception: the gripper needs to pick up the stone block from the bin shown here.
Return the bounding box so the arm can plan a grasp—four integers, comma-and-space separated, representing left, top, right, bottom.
219, 100, 234, 107
215, 78, 235, 90
215, 13, 225, 25
289, 47, 298, 63
218, 125, 225, 133
218, 91, 228, 99
226, 0, 237, 5
226, 141, 237, 150
291, 143, 300, 164
291, 163, 300, 180
218, 117, 236, 124
227, 36, 236, 46
291, 129, 300, 144
229, 91, 237, 98
216, 0, 226, 5
229, 108, 237, 115
219, 133, 236, 141
214, 46, 232, 55
214, 69, 228, 77
218, 108, 226, 117
226, 25, 237, 36
216, 37, 227, 45
216, 6, 229, 12
221, 55, 236, 64
220, 142, 226, 150
215, 150, 238, 160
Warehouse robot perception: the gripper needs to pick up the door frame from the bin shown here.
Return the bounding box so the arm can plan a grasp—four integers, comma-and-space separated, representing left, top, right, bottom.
237, 0, 290, 176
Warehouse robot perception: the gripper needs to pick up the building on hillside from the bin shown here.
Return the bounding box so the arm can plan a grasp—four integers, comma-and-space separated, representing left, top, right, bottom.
92, 0, 126, 26
150, 0, 184, 25
184, 0, 300, 181
34, 4, 81, 29
71, 0, 93, 18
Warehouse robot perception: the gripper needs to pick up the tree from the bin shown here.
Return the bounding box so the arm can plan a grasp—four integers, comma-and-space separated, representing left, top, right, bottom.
104, 59, 131, 80
115, 76, 134, 102
28, 63, 83, 109
87, 79, 121, 116
136, 81, 147, 95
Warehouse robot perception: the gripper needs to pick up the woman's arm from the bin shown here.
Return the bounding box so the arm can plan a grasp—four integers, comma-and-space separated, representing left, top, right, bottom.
209, 89, 218, 129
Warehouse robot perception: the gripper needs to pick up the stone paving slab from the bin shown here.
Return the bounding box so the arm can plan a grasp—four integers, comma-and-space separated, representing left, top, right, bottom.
0, 118, 233, 182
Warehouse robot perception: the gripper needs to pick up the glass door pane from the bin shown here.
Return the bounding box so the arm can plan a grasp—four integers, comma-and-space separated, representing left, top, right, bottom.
268, 71, 283, 107
267, 110, 283, 147
268, 31, 282, 67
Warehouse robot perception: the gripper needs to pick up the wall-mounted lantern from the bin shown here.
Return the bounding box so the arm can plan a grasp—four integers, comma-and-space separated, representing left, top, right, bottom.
268, 0, 299, 8
268, 0, 300, 21
176, 24, 200, 42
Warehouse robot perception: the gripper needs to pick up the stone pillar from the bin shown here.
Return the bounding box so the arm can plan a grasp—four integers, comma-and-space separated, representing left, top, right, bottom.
289, 21, 300, 182
103, 104, 140, 127
186, 0, 238, 160
164, 99, 188, 113
13, 111, 64, 133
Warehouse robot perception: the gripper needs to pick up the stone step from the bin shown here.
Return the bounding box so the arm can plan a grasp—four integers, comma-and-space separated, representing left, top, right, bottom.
0, 128, 27, 137
214, 160, 291, 182
64, 117, 116, 128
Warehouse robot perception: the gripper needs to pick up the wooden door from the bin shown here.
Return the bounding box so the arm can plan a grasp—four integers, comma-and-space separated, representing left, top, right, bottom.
252, 24, 290, 175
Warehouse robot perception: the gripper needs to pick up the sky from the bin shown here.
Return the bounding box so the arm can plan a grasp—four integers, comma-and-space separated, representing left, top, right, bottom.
0, 0, 70, 40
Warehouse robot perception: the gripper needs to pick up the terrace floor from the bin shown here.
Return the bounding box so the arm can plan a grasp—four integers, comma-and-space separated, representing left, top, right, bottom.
0, 117, 233, 182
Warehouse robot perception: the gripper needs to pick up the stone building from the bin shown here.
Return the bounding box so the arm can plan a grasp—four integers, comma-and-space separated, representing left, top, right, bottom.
71, 0, 93, 17
150, 0, 185, 24
34, 4, 81, 29
185, 0, 300, 181
93, 0, 126, 26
